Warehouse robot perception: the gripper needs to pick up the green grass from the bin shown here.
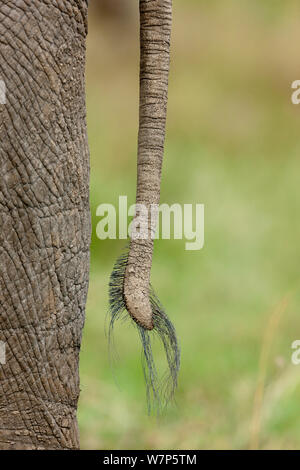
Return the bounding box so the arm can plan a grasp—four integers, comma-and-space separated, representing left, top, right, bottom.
78, 1, 300, 449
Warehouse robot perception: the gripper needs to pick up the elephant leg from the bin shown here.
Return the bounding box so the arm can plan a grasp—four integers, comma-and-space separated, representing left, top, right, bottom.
0, 1, 90, 449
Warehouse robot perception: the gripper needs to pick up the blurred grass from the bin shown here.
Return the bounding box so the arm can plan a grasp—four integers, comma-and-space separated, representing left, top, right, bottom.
78, 0, 300, 449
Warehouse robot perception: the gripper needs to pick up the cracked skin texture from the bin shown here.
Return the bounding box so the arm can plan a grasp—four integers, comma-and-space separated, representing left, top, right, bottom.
0, 0, 90, 449
124, 0, 172, 331
0, 0, 172, 448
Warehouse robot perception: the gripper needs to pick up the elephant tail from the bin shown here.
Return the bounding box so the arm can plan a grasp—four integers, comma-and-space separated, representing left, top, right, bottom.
108, 0, 179, 414
108, 247, 180, 414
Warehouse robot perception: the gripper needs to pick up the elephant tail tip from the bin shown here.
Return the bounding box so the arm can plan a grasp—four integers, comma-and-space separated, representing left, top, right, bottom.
108, 247, 180, 414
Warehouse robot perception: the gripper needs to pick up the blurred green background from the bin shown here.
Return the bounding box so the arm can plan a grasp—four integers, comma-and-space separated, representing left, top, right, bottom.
78, 0, 300, 449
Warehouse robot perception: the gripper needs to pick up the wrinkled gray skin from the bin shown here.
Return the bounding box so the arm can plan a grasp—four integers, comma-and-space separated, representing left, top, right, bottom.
0, 0, 172, 449
124, 0, 172, 330
0, 0, 90, 449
